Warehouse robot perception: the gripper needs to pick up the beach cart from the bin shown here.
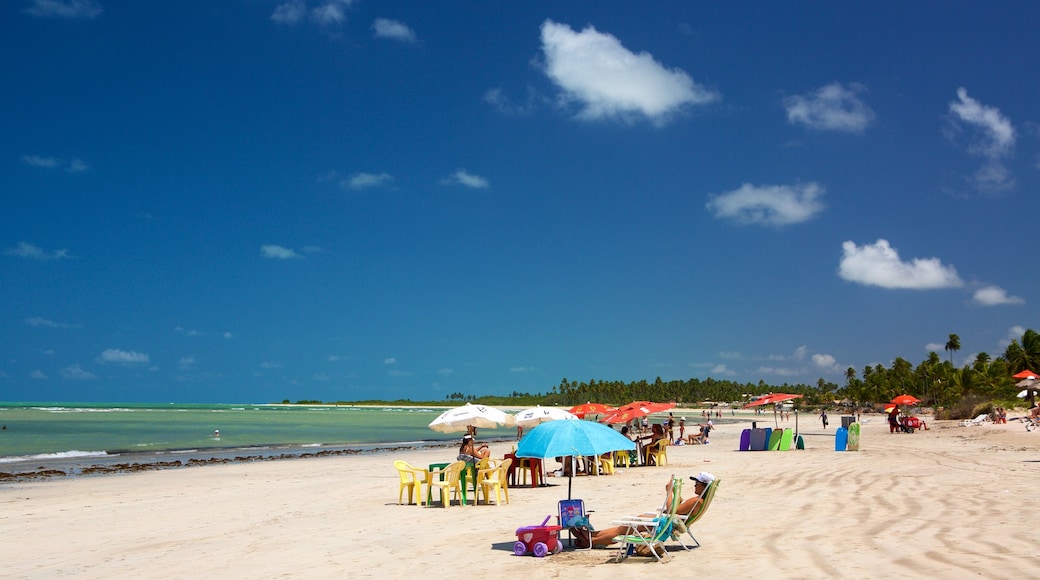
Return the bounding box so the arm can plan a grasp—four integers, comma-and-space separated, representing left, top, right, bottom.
514, 516, 562, 557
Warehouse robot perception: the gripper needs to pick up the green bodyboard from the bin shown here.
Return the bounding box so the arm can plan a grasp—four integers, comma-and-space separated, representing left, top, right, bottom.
778, 428, 794, 451
767, 429, 782, 451
847, 422, 861, 451
795, 435, 805, 450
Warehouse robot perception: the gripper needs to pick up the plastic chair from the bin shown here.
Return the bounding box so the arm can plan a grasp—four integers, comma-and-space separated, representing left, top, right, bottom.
614, 449, 633, 468
647, 439, 668, 466
514, 457, 542, 487
597, 454, 615, 475
426, 460, 466, 507
393, 460, 429, 505
478, 458, 511, 506
675, 478, 721, 549
558, 498, 593, 550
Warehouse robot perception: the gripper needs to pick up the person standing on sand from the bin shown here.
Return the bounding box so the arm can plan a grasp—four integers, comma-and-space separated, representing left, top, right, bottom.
820, 410, 828, 429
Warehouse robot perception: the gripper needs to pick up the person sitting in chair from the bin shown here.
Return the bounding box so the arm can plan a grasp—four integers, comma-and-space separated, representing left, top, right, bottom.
573, 472, 715, 548
457, 427, 489, 463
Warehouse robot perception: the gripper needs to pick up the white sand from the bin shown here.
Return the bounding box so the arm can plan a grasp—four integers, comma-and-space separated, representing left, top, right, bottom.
3, 414, 1037, 578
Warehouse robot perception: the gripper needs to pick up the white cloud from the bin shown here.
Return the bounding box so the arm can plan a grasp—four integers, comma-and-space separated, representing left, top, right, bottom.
443, 169, 489, 189
272, 0, 351, 26
223, 331, 234, 339
387, 369, 413, 377
313, 372, 330, 381
24, 0, 102, 19
347, 172, 394, 190
483, 87, 539, 115
948, 87, 1016, 192
784, 82, 875, 133
25, 317, 78, 328
60, 364, 97, 380
972, 285, 1024, 306
706, 182, 825, 226
710, 364, 735, 376
539, 20, 718, 125
20, 154, 90, 172
383, 357, 397, 365
437, 368, 454, 375
812, 353, 838, 370
260, 361, 283, 369
5, 242, 71, 260
838, 239, 963, 290
757, 366, 801, 377
260, 244, 300, 259
97, 349, 150, 364
372, 18, 417, 43
30, 370, 48, 380
178, 356, 196, 369
510, 366, 535, 372
924, 342, 945, 353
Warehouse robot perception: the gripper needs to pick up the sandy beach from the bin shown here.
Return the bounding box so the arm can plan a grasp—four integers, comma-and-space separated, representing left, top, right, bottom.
3, 413, 1037, 578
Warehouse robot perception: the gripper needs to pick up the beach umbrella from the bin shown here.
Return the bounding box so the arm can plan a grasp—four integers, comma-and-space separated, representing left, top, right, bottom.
1016, 377, 1038, 405
428, 403, 516, 433
1012, 370, 1038, 380
890, 394, 921, 406
568, 402, 616, 419
514, 406, 578, 428
743, 393, 804, 408
515, 419, 636, 499
600, 401, 675, 424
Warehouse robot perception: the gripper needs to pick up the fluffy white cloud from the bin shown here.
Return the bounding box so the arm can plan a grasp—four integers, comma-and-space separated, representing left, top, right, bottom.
5, 242, 71, 260
706, 182, 825, 226
812, 353, 838, 370
97, 349, 150, 364
443, 169, 489, 189
25, 317, 78, 328
260, 244, 300, 259
23, 0, 102, 19
539, 20, 718, 124
838, 239, 963, 289
948, 87, 1016, 192
972, 285, 1024, 306
784, 82, 875, 133
347, 172, 394, 189
372, 18, 417, 43
383, 357, 397, 365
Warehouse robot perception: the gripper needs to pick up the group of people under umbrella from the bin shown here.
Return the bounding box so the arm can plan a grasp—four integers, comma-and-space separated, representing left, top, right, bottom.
427, 401, 681, 499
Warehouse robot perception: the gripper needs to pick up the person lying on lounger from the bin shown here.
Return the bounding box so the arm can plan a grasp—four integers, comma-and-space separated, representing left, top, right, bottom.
574, 472, 715, 548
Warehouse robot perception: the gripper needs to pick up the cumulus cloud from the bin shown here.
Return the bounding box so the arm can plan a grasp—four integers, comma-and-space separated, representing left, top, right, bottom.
539, 20, 718, 124
706, 182, 825, 226
948, 87, 1016, 192
347, 172, 394, 190
812, 353, 838, 370
260, 244, 300, 259
97, 348, 150, 364
443, 169, 489, 189
61, 364, 97, 379
23, 0, 102, 19
838, 239, 963, 290
5, 242, 71, 260
784, 82, 875, 133
372, 18, 417, 43
972, 285, 1024, 306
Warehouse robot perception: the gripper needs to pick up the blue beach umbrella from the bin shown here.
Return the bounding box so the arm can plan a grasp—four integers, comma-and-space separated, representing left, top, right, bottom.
516, 419, 636, 498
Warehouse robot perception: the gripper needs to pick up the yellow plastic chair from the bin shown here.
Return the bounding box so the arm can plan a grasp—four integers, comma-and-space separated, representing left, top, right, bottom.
426, 460, 466, 507
648, 439, 668, 466
598, 453, 615, 475
393, 460, 429, 505
614, 449, 633, 468
478, 458, 511, 505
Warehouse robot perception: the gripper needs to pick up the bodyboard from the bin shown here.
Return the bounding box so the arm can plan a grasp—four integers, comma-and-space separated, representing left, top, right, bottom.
739, 428, 751, 451
795, 435, 805, 450
767, 429, 782, 451
847, 422, 861, 451
749, 428, 767, 451
834, 426, 848, 451
778, 428, 794, 451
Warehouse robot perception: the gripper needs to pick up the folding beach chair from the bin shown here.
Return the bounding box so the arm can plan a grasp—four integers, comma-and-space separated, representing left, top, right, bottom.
558, 498, 593, 551
674, 478, 721, 549
610, 476, 683, 563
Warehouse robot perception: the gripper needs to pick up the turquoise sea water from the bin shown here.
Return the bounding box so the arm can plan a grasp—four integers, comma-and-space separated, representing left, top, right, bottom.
0, 402, 518, 473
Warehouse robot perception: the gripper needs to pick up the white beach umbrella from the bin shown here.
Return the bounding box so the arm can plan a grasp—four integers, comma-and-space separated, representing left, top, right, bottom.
428, 403, 516, 433
513, 405, 578, 428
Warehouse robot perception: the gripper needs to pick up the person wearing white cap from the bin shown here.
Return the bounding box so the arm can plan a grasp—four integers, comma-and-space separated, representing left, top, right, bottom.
676, 472, 716, 514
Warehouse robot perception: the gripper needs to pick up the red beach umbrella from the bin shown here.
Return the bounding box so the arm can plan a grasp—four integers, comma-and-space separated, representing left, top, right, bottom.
743, 393, 803, 408
1012, 370, 1039, 380
567, 402, 616, 419
599, 401, 675, 424
890, 394, 921, 406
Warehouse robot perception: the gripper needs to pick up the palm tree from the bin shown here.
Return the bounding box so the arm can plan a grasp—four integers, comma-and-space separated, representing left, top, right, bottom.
945, 333, 961, 366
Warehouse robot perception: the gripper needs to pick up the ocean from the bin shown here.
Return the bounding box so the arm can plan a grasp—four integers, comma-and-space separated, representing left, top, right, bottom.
0, 402, 519, 476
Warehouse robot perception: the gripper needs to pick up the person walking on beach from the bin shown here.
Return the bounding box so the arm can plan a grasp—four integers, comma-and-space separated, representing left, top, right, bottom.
819, 410, 828, 429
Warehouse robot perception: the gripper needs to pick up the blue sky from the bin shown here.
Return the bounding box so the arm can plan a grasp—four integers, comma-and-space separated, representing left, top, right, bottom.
2, 1, 1038, 403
